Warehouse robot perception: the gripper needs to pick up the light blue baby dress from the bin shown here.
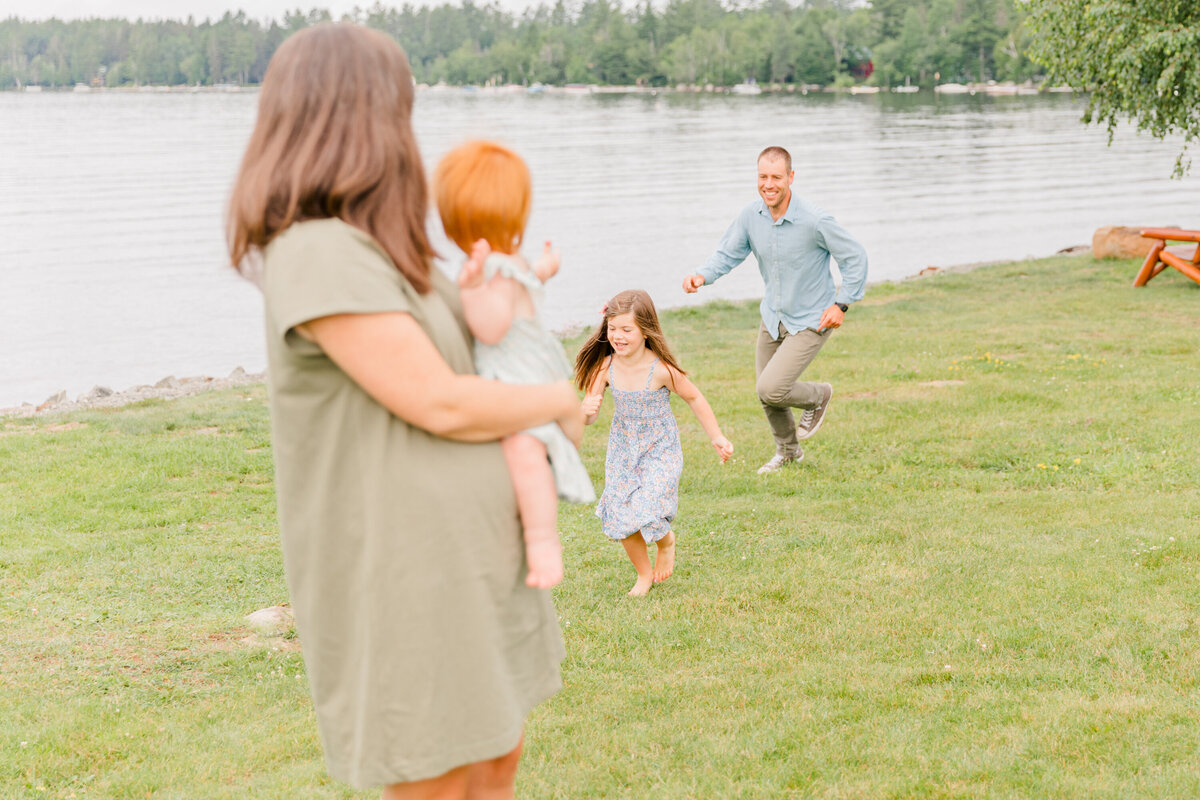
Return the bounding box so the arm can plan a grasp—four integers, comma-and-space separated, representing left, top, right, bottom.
595, 358, 682, 543
473, 254, 595, 504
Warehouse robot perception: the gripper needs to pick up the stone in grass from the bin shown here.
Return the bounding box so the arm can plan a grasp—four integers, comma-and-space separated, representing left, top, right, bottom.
1092, 226, 1157, 259
38, 390, 67, 411
246, 605, 294, 637
155, 375, 181, 389
228, 366, 246, 379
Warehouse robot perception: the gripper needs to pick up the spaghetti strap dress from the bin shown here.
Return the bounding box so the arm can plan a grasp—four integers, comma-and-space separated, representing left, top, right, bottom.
595, 358, 682, 543
473, 253, 595, 504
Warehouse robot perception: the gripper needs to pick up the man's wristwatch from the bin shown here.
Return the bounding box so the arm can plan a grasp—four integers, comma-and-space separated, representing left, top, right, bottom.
835, 302, 848, 313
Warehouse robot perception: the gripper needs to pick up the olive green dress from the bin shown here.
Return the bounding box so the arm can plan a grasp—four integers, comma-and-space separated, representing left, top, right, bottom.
262, 218, 565, 788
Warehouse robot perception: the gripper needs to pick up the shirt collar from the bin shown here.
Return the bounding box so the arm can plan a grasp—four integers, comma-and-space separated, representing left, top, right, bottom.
756, 193, 799, 224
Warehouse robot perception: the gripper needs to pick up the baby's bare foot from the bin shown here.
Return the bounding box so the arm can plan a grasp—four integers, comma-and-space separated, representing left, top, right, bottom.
628, 574, 653, 597
652, 531, 675, 584
525, 539, 563, 589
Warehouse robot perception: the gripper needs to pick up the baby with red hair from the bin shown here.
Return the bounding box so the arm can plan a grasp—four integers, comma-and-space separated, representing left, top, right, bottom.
435, 140, 595, 589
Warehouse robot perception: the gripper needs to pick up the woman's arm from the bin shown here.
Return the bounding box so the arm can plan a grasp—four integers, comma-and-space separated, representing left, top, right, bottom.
664, 365, 733, 462
298, 312, 581, 443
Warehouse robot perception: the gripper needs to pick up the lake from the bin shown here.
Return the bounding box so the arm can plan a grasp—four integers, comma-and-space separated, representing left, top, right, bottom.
2, 88, 1198, 408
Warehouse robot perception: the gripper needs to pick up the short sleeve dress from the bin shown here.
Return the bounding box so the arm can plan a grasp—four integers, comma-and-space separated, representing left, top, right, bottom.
261, 218, 565, 789
473, 253, 595, 505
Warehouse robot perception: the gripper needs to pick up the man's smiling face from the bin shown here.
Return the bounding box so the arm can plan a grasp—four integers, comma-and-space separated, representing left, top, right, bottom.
757, 155, 794, 214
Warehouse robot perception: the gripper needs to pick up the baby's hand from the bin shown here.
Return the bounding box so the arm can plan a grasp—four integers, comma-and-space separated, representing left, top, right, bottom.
532, 240, 561, 283
581, 393, 603, 418
712, 436, 733, 463
458, 238, 491, 289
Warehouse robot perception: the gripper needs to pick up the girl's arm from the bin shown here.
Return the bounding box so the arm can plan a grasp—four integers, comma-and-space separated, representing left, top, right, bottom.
663, 365, 733, 462
298, 312, 582, 444
580, 362, 609, 425
456, 238, 515, 346
459, 274, 517, 345
531, 240, 561, 284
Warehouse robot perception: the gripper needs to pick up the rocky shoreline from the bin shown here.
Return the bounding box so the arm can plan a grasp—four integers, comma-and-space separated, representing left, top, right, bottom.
3, 245, 1098, 422
0, 367, 266, 419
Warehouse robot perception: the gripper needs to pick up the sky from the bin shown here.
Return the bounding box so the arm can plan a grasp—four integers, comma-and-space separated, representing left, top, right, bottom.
0, 0, 539, 22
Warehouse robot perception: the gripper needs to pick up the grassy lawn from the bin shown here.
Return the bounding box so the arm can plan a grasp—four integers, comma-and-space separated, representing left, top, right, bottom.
2, 254, 1198, 798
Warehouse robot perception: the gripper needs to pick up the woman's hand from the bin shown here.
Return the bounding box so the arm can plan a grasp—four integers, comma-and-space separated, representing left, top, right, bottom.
581, 393, 602, 418
712, 436, 733, 463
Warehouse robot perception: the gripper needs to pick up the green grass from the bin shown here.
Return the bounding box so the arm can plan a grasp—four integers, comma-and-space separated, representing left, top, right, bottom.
3, 254, 1198, 798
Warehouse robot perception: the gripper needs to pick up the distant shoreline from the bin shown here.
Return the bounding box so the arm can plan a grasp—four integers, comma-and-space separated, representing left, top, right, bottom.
7, 80, 1076, 97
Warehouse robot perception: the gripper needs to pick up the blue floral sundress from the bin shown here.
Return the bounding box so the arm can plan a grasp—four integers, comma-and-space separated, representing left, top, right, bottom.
595, 358, 682, 543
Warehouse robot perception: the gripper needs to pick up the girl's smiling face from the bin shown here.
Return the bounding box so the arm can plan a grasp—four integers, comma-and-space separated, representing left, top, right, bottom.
606, 312, 644, 356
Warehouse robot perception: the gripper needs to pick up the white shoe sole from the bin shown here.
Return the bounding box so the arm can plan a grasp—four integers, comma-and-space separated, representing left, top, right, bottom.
797, 384, 833, 441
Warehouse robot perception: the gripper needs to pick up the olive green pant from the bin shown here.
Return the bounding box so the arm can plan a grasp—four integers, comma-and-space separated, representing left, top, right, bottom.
755, 322, 830, 454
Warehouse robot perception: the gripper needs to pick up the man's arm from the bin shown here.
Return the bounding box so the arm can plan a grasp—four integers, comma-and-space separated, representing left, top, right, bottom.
816, 215, 869, 306
684, 206, 754, 292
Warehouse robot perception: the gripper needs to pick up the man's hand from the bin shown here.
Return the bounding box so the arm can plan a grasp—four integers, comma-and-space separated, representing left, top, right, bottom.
682, 274, 706, 293
817, 304, 845, 332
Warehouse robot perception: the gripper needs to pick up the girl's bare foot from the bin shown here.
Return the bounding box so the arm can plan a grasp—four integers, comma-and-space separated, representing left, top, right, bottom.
628, 574, 653, 596
652, 531, 675, 583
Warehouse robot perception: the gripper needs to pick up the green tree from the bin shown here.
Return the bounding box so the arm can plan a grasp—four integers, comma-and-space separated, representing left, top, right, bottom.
1026, 0, 1200, 174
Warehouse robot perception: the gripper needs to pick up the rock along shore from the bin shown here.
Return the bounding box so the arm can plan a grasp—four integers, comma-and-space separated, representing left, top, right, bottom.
0, 367, 266, 419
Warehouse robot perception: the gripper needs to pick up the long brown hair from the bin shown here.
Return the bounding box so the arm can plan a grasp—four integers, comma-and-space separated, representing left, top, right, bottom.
574, 290, 686, 392
226, 24, 436, 292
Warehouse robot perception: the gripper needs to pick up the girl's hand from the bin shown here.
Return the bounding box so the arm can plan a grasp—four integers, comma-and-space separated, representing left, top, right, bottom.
712, 436, 733, 463
581, 393, 603, 418
532, 240, 561, 283
458, 238, 491, 289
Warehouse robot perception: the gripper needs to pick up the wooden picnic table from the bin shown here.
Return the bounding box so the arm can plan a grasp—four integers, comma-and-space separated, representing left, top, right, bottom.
1134, 227, 1200, 287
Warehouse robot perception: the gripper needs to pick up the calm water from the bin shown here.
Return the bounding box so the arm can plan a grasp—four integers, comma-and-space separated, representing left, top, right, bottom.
2, 89, 1198, 408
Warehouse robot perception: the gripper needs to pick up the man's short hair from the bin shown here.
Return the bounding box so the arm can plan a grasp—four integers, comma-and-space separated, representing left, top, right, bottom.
757, 146, 792, 173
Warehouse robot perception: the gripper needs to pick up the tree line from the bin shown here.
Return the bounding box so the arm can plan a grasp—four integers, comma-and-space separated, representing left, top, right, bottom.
1, 0, 1040, 91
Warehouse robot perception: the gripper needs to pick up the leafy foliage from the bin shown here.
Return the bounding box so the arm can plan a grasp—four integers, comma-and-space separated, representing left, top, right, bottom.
1025, 0, 1200, 175
0, 0, 1038, 91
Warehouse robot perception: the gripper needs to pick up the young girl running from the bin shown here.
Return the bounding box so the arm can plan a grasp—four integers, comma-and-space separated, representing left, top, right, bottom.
436, 139, 595, 589
576, 289, 733, 596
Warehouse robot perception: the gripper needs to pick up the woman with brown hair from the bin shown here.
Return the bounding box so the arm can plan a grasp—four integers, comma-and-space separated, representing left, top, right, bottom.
227, 23, 579, 799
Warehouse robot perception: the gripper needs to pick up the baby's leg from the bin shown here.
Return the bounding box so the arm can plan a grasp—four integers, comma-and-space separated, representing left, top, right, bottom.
620, 533, 654, 597
653, 530, 676, 584
501, 433, 563, 589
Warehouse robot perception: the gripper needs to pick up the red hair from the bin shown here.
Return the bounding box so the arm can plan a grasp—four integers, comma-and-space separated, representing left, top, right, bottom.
435, 140, 531, 255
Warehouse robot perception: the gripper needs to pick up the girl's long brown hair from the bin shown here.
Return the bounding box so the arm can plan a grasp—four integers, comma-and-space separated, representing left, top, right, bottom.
227, 24, 436, 292
574, 290, 686, 392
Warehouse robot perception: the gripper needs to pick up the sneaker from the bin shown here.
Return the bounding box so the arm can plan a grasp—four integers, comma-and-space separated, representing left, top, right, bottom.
757, 447, 804, 474
797, 383, 833, 441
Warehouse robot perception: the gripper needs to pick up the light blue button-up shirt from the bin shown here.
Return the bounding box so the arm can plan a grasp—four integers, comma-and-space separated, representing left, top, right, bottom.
699, 195, 868, 338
